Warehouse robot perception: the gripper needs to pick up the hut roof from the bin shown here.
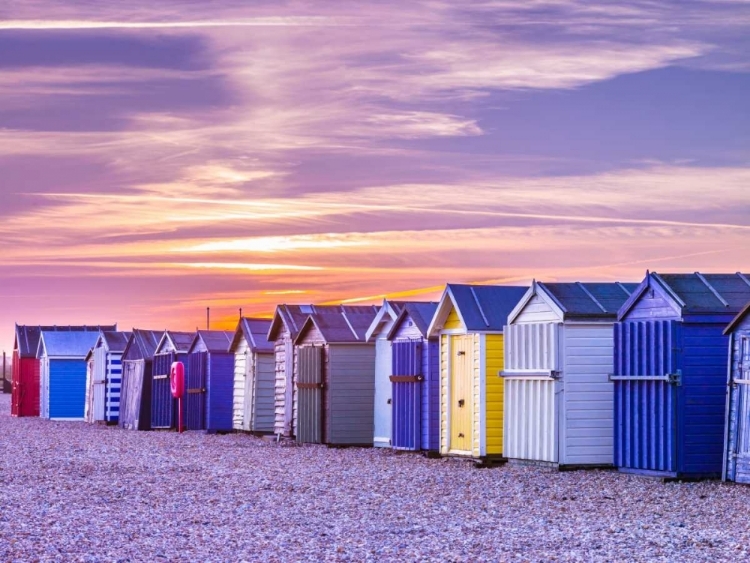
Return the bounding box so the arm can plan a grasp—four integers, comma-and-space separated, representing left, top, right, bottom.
14, 324, 116, 358
509, 281, 638, 323
365, 299, 408, 341
99, 331, 133, 353
428, 284, 528, 336
268, 304, 375, 341
295, 305, 379, 344
230, 318, 274, 353
387, 302, 439, 340
122, 329, 162, 361
724, 301, 750, 335
38, 331, 102, 358
619, 272, 750, 320
155, 331, 195, 354
189, 330, 234, 354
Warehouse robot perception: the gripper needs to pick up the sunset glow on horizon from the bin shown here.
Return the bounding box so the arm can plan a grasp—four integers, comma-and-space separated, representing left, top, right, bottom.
2, 1, 749, 352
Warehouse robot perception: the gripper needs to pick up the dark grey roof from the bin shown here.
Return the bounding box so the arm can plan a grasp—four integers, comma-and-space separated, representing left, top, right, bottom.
295, 305, 379, 344
122, 329, 162, 361
15, 324, 116, 358
155, 331, 195, 354
448, 284, 528, 331
39, 331, 102, 358
725, 301, 750, 335
190, 330, 234, 354
619, 272, 750, 320
268, 304, 375, 341
540, 282, 637, 319
387, 302, 439, 339
230, 318, 274, 353
100, 331, 132, 353
657, 273, 750, 311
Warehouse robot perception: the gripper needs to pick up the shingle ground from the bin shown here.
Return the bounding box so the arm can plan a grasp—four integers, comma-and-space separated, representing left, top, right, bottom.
1, 394, 749, 562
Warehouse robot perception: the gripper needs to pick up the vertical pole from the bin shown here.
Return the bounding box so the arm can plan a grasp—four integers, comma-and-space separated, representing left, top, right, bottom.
206, 307, 210, 330
239, 308, 242, 320
179, 397, 184, 434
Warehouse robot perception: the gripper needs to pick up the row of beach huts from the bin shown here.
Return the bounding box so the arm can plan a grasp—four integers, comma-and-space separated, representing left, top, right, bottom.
9, 271, 750, 483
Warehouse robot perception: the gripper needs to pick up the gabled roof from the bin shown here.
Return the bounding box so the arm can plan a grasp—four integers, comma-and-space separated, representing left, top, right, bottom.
387, 302, 439, 340
38, 330, 102, 359
619, 272, 750, 321
188, 330, 234, 354
267, 305, 325, 341
154, 331, 195, 355
365, 299, 407, 342
294, 305, 379, 344
428, 284, 528, 336
229, 318, 274, 353
15, 324, 116, 358
98, 331, 133, 353
122, 329, 162, 361
724, 301, 750, 335
509, 281, 637, 324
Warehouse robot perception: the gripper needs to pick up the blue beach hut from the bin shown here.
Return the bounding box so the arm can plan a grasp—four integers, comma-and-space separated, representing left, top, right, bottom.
613, 271, 750, 479
151, 331, 194, 430
185, 330, 234, 432
38, 330, 104, 421
386, 302, 440, 452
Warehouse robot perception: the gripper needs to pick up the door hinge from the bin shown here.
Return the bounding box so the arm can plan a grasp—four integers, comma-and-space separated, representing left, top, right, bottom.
667, 370, 682, 386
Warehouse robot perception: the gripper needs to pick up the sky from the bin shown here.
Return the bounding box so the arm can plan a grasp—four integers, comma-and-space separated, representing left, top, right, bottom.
2, 1, 750, 353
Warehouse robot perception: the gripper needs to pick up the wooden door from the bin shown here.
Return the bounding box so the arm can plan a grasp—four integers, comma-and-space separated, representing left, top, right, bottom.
450, 335, 474, 453
391, 340, 423, 450
735, 337, 750, 483
243, 352, 254, 432
296, 346, 323, 444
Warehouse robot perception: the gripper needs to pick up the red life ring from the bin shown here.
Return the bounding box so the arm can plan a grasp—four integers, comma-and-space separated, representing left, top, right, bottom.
170, 361, 184, 398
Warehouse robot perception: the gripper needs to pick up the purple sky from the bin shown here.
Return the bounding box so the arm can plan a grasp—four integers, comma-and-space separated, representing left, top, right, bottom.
2, 1, 750, 352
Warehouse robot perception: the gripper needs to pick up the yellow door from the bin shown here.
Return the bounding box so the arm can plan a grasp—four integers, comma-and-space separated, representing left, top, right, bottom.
450, 335, 473, 452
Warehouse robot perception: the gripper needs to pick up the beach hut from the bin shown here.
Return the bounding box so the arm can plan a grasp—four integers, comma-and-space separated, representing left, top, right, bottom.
229, 318, 275, 433
501, 281, 637, 468
12, 324, 114, 417
267, 305, 341, 438
365, 300, 406, 448
38, 330, 104, 420
293, 305, 379, 445
185, 330, 234, 432
613, 272, 750, 479
724, 302, 750, 483
82, 331, 131, 424
386, 302, 440, 452
119, 329, 161, 431
427, 284, 527, 460
151, 331, 194, 430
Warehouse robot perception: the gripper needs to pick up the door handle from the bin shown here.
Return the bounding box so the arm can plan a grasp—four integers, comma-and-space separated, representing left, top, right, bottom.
458, 399, 465, 407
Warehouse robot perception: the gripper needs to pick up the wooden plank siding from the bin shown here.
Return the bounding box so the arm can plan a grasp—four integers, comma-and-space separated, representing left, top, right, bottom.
485, 334, 504, 456
253, 354, 276, 433
726, 317, 750, 482
232, 336, 248, 430
295, 323, 326, 441
561, 324, 615, 466
273, 326, 292, 436
328, 345, 376, 445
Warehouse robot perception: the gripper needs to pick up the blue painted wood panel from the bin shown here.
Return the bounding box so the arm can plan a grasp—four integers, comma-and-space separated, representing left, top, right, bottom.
49, 359, 86, 419
614, 320, 680, 474
151, 352, 179, 429
390, 338, 439, 452
206, 352, 235, 433
186, 352, 207, 430
392, 340, 422, 450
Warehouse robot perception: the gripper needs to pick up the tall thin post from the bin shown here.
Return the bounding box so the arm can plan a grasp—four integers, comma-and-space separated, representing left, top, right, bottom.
206, 307, 210, 330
